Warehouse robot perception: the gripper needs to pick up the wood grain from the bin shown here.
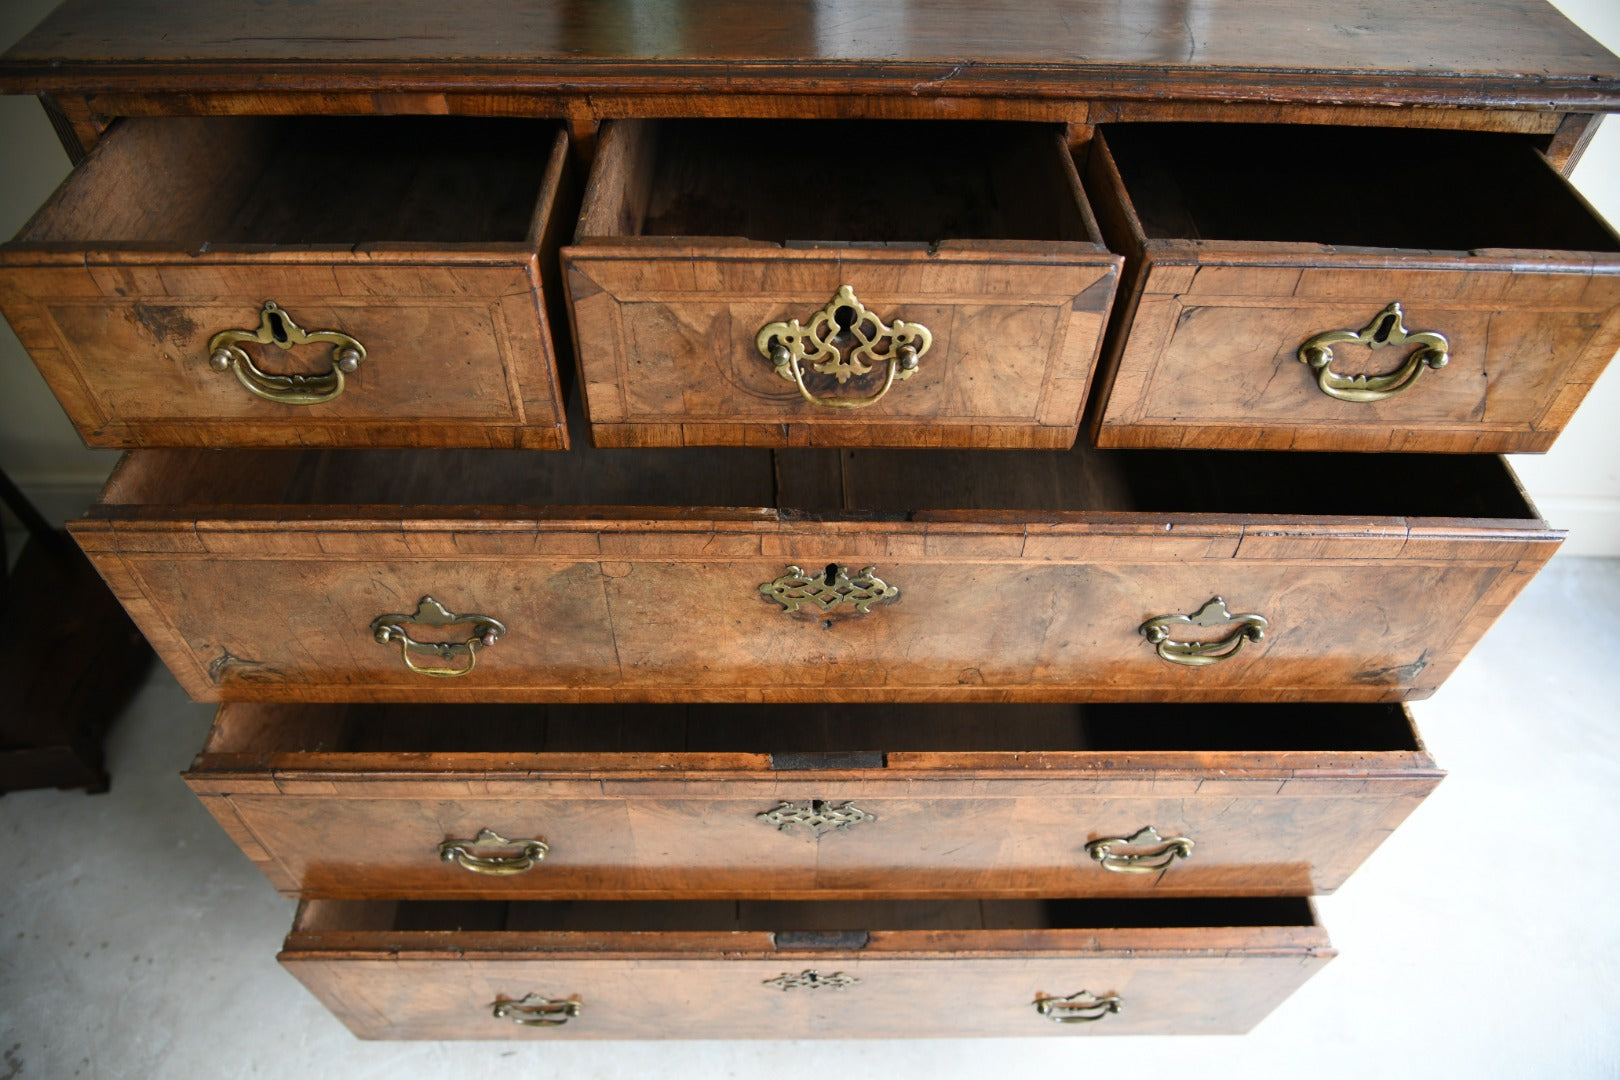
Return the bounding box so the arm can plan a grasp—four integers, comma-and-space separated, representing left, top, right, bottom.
185, 701, 1440, 900
0, 116, 575, 448
2, 0, 1617, 114
1085, 124, 1620, 453
279, 896, 1332, 1038
70, 444, 1559, 703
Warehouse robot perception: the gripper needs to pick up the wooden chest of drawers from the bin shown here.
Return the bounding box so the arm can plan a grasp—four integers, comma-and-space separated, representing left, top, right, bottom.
3, 0, 1617, 1042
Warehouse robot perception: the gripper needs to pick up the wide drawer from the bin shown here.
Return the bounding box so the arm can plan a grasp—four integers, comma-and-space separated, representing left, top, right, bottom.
0, 116, 574, 449
188, 701, 1440, 900
562, 120, 1122, 449
72, 440, 1557, 702
280, 897, 1332, 1039
1085, 124, 1620, 453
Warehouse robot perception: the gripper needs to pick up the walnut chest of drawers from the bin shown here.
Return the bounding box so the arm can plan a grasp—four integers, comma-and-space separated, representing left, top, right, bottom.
3, 0, 1618, 1041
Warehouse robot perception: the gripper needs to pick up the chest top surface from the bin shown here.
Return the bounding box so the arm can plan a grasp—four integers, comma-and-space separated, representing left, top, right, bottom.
2, 0, 1619, 110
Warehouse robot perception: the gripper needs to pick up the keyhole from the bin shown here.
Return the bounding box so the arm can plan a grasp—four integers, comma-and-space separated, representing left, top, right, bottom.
1372, 313, 1398, 344
823, 563, 840, 587
268, 311, 289, 345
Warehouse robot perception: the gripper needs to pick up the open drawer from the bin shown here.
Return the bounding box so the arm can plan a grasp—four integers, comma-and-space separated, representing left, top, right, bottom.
188, 701, 1440, 900
0, 116, 575, 449
72, 439, 1557, 703
279, 897, 1333, 1038
1085, 123, 1620, 453
563, 119, 1121, 449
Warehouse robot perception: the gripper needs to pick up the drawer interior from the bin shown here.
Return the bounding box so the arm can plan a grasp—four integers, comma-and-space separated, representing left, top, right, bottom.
576, 119, 1100, 245
1099, 123, 1620, 253
205, 701, 1421, 757
97, 439, 1541, 522
296, 896, 1319, 935
15, 116, 562, 247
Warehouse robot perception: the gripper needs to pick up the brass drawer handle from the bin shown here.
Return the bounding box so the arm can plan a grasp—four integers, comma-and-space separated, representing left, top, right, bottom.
764, 970, 860, 992
1139, 596, 1267, 666
760, 563, 899, 615
756, 285, 931, 410
491, 994, 580, 1027
207, 300, 365, 405
1034, 990, 1122, 1024
371, 596, 506, 678
1085, 825, 1194, 874
758, 800, 876, 835
1297, 301, 1449, 403
440, 828, 548, 875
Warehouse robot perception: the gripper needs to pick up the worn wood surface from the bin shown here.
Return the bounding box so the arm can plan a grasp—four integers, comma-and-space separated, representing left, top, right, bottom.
1084, 125, 1620, 453
279, 896, 1331, 1038
3, 0, 1618, 115
71, 444, 1558, 703
565, 120, 1119, 448
186, 701, 1439, 899
0, 116, 574, 448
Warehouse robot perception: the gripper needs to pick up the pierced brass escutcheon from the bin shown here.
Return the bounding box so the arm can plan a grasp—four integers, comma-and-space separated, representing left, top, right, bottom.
764, 970, 861, 992
1085, 825, 1194, 874
1297, 301, 1449, 402
207, 300, 366, 405
490, 994, 580, 1027
1034, 990, 1122, 1024
439, 828, 548, 875
760, 564, 899, 615
1139, 596, 1268, 667
370, 596, 506, 678
756, 284, 931, 409
757, 800, 876, 836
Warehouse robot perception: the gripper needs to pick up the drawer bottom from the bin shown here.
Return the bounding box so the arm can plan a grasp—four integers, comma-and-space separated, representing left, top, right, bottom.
280, 897, 1332, 1039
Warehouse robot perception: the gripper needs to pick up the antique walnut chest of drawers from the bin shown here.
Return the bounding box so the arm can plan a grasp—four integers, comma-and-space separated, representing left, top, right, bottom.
3, 0, 1619, 1041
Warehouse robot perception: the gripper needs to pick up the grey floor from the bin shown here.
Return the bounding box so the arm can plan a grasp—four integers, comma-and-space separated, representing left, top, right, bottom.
2, 559, 1618, 1079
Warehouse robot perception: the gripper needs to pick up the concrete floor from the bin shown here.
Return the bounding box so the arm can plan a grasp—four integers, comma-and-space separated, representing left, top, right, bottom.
2, 558, 1618, 1079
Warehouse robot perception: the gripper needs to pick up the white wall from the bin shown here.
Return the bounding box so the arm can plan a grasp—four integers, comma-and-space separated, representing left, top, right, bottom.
1, 0, 1618, 550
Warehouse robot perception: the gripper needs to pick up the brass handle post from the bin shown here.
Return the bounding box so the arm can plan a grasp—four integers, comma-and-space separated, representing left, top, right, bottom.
207, 300, 365, 405
440, 828, 548, 875
1034, 991, 1122, 1023
1085, 826, 1194, 874
491, 994, 579, 1026
1298, 301, 1449, 402
757, 285, 930, 410
371, 596, 506, 678
1139, 596, 1267, 667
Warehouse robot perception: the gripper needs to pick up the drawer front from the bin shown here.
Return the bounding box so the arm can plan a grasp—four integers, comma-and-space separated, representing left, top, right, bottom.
565, 248, 1119, 448
0, 116, 573, 448
191, 778, 1436, 900
1085, 124, 1620, 453
280, 900, 1331, 1039
82, 524, 1549, 702
1092, 259, 1620, 453
0, 263, 567, 447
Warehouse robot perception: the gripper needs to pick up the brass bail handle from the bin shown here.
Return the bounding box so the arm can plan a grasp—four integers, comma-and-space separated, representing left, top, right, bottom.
207, 300, 366, 405
370, 596, 507, 678
440, 828, 548, 875
1085, 825, 1194, 874
1297, 301, 1449, 403
1139, 596, 1268, 667
1034, 991, 1123, 1024
491, 994, 580, 1027
756, 285, 931, 410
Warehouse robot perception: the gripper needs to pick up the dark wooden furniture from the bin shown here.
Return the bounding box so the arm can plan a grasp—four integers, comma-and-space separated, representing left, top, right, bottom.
2, 0, 1617, 1040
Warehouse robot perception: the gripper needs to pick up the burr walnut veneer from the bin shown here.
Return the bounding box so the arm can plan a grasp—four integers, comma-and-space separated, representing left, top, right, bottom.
4, 0, 1618, 1041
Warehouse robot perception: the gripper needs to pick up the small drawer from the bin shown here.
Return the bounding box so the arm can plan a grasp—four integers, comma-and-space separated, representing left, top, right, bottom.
73, 440, 1557, 703
562, 119, 1122, 449
0, 116, 575, 449
279, 896, 1332, 1038
1085, 123, 1620, 453
187, 701, 1440, 900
